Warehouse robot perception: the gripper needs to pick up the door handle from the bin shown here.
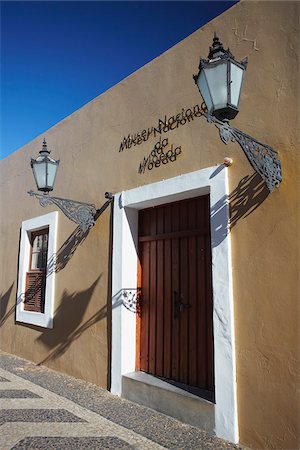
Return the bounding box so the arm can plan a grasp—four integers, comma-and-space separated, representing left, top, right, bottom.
179, 301, 191, 312
173, 291, 191, 319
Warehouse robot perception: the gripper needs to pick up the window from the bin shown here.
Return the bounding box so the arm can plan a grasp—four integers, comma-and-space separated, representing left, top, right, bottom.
24, 228, 49, 313
16, 212, 58, 328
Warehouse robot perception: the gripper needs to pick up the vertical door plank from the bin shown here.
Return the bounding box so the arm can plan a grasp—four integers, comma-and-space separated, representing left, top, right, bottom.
197, 235, 207, 389
179, 236, 189, 383
156, 207, 164, 377
187, 235, 197, 385
188, 200, 198, 386
163, 205, 172, 379
163, 238, 172, 379
140, 208, 151, 236
196, 198, 207, 389
171, 203, 180, 381
171, 237, 179, 381
149, 209, 157, 375
179, 203, 189, 384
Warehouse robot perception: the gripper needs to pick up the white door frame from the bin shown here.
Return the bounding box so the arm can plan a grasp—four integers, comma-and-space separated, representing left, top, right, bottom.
110, 165, 238, 443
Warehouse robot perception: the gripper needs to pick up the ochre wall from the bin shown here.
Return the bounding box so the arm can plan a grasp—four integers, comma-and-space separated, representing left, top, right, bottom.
0, 1, 299, 448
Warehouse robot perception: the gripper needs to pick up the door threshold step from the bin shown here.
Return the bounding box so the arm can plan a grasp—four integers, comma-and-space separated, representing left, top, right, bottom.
122, 371, 215, 432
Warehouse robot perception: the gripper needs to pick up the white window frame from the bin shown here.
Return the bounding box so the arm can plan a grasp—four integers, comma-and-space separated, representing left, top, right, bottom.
16, 211, 58, 328
111, 166, 238, 443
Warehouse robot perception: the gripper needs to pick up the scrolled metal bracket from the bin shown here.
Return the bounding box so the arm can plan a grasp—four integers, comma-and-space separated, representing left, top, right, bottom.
28, 190, 97, 233
121, 288, 142, 314
205, 113, 282, 192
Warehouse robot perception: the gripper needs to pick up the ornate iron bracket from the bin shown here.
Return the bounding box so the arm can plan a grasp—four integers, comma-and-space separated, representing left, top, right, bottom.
205, 113, 282, 192
121, 289, 142, 314
28, 190, 97, 233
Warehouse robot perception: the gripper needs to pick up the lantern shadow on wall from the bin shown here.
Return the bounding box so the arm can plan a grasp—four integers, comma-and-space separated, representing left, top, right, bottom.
210, 171, 270, 248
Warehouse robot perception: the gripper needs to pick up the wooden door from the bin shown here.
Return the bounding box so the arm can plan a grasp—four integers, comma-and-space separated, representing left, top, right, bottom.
137, 195, 214, 400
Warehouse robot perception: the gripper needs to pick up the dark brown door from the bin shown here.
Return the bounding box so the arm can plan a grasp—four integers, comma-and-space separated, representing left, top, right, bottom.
137, 195, 214, 400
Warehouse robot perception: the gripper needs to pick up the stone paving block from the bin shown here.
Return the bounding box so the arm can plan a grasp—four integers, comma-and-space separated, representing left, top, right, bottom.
0, 422, 164, 450
0, 409, 87, 425
11, 436, 134, 449
0, 389, 41, 398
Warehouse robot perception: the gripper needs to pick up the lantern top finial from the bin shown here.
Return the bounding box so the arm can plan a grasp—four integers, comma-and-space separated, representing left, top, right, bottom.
208, 32, 234, 60
40, 138, 50, 155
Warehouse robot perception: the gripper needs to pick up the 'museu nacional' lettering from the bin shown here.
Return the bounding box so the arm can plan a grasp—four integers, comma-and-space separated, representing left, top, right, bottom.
119, 103, 206, 152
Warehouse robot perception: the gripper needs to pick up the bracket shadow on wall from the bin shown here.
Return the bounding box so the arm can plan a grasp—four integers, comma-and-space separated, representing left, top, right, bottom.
28, 139, 113, 233
193, 33, 282, 192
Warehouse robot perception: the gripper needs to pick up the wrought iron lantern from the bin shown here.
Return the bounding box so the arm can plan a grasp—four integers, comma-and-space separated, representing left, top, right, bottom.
30, 139, 60, 193
193, 33, 247, 121
193, 33, 282, 192
28, 139, 113, 233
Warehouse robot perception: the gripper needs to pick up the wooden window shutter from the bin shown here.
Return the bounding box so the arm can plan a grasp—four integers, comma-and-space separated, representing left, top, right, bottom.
24, 271, 46, 313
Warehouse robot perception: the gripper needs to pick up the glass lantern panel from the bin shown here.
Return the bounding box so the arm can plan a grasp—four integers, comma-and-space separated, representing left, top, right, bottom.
47, 162, 58, 189
230, 62, 244, 107
33, 162, 47, 189
204, 61, 227, 110
197, 70, 213, 113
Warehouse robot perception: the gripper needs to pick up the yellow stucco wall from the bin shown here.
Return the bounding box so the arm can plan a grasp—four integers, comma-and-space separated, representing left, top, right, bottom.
0, 1, 299, 448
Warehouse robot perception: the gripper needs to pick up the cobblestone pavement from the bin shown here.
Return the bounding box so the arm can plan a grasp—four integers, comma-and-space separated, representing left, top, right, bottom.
0, 351, 246, 450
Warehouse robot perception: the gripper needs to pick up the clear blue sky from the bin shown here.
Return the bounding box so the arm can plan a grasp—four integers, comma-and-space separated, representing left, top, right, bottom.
0, 1, 237, 160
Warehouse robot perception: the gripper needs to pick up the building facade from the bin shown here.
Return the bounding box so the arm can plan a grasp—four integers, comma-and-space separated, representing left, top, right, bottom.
0, 1, 299, 449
